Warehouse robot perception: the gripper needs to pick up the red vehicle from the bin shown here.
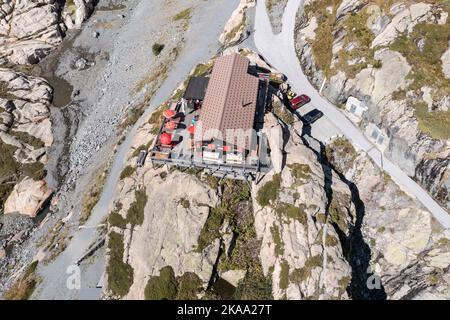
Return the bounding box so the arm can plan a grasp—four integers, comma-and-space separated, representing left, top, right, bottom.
290, 94, 311, 110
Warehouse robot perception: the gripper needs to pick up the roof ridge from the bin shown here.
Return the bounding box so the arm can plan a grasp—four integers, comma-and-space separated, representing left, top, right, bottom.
218, 53, 240, 134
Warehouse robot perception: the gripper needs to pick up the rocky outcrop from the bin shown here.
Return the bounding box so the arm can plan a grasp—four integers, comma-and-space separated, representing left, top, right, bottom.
326, 137, 450, 299
295, 1, 450, 210
252, 115, 356, 299
219, 0, 255, 46
62, 0, 95, 29
0, 68, 53, 216
0, 0, 94, 65
4, 177, 52, 217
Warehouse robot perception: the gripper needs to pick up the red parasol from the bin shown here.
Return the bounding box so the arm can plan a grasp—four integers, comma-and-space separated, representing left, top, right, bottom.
163, 109, 175, 119
223, 145, 232, 152
188, 125, 195, 135
160, 132, 172, 145
165, 121, 177, 130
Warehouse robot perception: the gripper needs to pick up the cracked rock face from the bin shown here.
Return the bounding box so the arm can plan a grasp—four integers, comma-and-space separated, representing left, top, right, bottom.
326, 138, 450, 299
253, 115, 355, 300
295, 1, 450, 210
0, 0, 94, 65
0, 68, 53, 216
0, 0, 63, 65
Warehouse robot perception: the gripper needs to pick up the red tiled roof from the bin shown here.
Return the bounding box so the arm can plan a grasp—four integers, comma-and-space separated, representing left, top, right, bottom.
200, 53, 259, 147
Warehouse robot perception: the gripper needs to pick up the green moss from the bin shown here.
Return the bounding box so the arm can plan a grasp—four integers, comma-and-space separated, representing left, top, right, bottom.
273, 99, 294, 125
197, 206, 225, 251
180, 198, 190, 209
11, 131, 45, 149
304, 0, 343, 77
414, 102, 450, 140
144, 266, 178, 300
192, 61, 214, 77
132, 139, 154, 157
288, 163, 311, 185
233, 266, 273, 300
279, 260, 290, 290
290, 255, 322, 283
270, 225, 284, 256
325, 234, 339, 247
176, 272, 203, 300
3, 261, 39, 300
172, 8, 192, 21
120, 165, 136, 180
109, 208, 127, 229
256, 174, 281, 207
334, 10, 376, 78
390, 21, 450, 100
120, 106, 145, 130
329, 198, 348, 233
126, 188, 147, 226
152, 43, 165, 56
107, 231, 134, 297
275, 202, 308, 225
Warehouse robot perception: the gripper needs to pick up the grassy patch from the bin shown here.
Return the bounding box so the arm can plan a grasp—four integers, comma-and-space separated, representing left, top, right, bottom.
192, 61, 214, 77
325, 137, 357, 172
172, 8, 192, 21
108, 203, 127, 229
288, 163, 311, 185
126, 188, 148, 226
132, 139, 154, 157
120, 165, 135, 180
329, 195, 349, 233
290, 255, 322, 283
279, 260, 290, 290
144, 266, 178, 300
233, 265, 273, 300
304, 0, 343, 77
275, 202, 308, 225
256, 174, 282, 207
224, 13, 246, 44
134, 62, 169, 96
152, 43, 165, 56
272, 99, 294, 125
119, 105, 145, 130
390, 21, 450, 100
176, 272, 203, 300
80, 166, 108, 224
10, 131, 45, 149
106, 231, 134, 297
179, 198, 190, 209
144, 266, 202, 300
414, 102, 450, 140
270, 225, 284, 256
334, 10, 376, 78
3, 261, 39, 300
0, 141, 46, 208
197, 206, 225, 252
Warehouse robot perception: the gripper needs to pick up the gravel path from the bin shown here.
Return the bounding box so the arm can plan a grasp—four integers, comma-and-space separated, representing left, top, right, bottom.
31, 0, 240, 300
254, 0, 450, 229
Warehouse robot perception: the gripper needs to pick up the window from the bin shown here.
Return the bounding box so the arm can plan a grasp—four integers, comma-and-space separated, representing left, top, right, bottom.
371, 129, 379, 140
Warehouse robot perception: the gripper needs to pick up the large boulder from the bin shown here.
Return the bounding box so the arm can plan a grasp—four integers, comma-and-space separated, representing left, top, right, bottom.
4, 177, 53, 217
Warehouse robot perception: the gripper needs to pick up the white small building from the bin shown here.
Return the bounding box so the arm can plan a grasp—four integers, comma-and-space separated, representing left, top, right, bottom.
345, 96, 368, 119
